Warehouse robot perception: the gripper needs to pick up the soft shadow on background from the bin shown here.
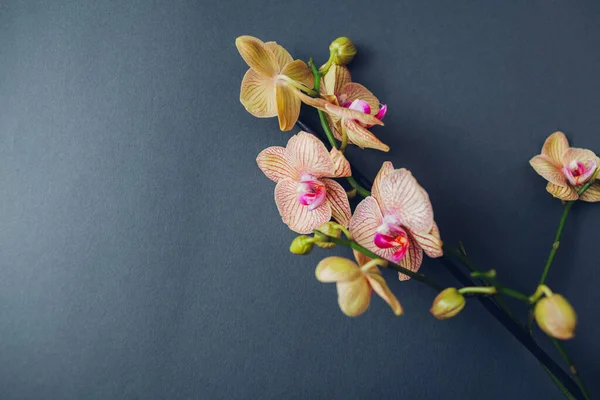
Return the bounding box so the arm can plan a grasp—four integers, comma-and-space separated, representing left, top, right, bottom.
1, 1, 600, 399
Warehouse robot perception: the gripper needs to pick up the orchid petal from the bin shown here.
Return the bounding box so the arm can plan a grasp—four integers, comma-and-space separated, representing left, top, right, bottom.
378, 169, 434, 234
235, 36, 279, 77
349, 196, 384, 254
295, 90, 329, 112
340, 83, 380, 115
264, 41, 293, 70
324, 103, 384, 127
365, 273, 403, 315
329, 148, 352, 178
323, 179, 352, 228
412, 221, 443, 258
352, 250, 375, 269
275, 83, 301, 131
562, 147, 598, 165
315, 256, 361, 282
374, 104, 387, 121
256, 146, 298, 183
542, 131, 569, 165
372, 161, 394, 206
285, 131, 335, 177
397, 235, 424, 281
347, 99, 371, 114
240, 69, 277, 118
274, 179, 332, 234
546, 182, 578, 201
336, 278, 371, 317
343, 119, 390, 152
321, 64, 351, 97
529, 155, 567, 186
281, 60, 314, 90
580, 182, 600, 202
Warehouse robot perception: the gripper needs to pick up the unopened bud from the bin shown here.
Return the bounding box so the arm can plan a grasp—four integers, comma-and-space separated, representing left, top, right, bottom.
329, 37, 357, 66
534, 294, 577, 340
290, 235, 315, 255
314, 222, 342, 249
430, 288, 466, 320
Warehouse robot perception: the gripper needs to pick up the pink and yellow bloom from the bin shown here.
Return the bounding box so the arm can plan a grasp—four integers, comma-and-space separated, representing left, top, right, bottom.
257, 131, 353, 234
349, 162, 443, 280
529, 131, 600, 201
315, 250, 403, 317
235, 36, 313, 131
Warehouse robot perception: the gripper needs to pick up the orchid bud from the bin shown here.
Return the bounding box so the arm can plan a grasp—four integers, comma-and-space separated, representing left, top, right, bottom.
329, 37, 357, 66
430, 288, 466, 320
290, 235, 315, 255
534, 294, 577, 340
314, 222, 342, 249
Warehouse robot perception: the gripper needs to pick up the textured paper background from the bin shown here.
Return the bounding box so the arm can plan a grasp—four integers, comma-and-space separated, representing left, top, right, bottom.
1, 1, 600, 399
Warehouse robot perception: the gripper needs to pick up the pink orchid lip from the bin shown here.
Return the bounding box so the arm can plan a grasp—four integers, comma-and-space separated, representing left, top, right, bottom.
297, 175, 327, 211
564, 160, 597, 185
374, 104, 387, 121
374, 221, 410, 262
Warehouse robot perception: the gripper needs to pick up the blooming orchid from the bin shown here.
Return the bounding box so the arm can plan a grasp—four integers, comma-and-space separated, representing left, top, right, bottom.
236, 36, 314, 131
257, 131, 353, 234
349, 162, 443, 280
315, 251, 402, 317
529, 131, 600, 202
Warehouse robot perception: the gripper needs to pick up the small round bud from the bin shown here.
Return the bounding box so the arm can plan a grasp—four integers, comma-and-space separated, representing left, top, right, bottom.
314, 222, 342, 249
329, 37, 357, 66
290, 235, 315, 255
430, 288, 466, 320
534, 294, 577, 340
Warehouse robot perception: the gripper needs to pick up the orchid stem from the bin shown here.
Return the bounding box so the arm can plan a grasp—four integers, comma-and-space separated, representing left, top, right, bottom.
346, 176, 371, 198
552, 338, 592, 400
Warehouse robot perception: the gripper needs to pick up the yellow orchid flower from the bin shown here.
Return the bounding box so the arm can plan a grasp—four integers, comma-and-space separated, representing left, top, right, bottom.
235, 36, 314, 131
297, 64, 388, 152
529, 131, 600, 201
315, 251, 403, 317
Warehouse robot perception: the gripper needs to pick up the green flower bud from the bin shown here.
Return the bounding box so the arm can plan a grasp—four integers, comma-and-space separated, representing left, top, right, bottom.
329, 37, 357, 66
290, 235, 315, 255
314, 222, 342, 249
430, 288, 466, 320
534, 294, 577, 340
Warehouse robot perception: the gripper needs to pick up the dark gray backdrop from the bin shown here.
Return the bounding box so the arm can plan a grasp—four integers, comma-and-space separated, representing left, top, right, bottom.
1, 1, 600, 399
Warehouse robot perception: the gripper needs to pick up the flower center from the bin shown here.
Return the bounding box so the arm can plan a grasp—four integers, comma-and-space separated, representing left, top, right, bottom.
563, 160, 597, 185
374, 218, 410, 262
297, 175, 327, 210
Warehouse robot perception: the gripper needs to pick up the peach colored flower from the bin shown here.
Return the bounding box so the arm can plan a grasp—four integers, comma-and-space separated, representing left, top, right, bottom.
529, 131, 600, 201
235, 36, 313, 131
257, 131, 353, 234
349, 162, 443, 280
315, 250, 403, 317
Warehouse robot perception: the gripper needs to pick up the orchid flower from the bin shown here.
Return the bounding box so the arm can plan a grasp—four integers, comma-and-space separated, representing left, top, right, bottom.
315, 251, 403, 317
349, 162, 443, 280
257, 131, 353, 234
529, 131, 600, 202
235, 36, 314, 131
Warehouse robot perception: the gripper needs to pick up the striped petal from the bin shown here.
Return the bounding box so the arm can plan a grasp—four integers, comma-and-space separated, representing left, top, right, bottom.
542, 131, 569, 165
562, 147, 598, 165
546, 182, 578, 201
349, 196, 384, 254
529, 155, 567, 186
274, 179, 332, 234
344, 120, 389, 152
329, 148, 352, 178
378, 169, 434, 234
340, 83, 380, 115
275, 83, 301, 131
256, 146, 298, 183
412, 221, 443, 258
264, 41, 293, 70
240, 69, 277, 118
365, 272, 403, 315
336, 277, 371, 317
281, 60, 314, 90
285, 131, 335, 177
321, 64, 351, 97
235, 36, 279, 77
315, 256, 361, 282
372, 161, 394, 206
579, 182, 600, 202
323, 179, 351, 228
397, 235, 424, 281
325, 103, 384, 127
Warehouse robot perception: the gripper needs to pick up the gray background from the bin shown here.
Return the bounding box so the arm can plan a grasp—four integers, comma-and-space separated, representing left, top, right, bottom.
1, 1, 599, 399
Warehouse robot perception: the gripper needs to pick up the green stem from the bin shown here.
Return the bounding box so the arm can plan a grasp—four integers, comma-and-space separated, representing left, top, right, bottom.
542, 366, 578, 400
552, 339, 592, 400
347, 176, 371, 198
313, 230, 444, 291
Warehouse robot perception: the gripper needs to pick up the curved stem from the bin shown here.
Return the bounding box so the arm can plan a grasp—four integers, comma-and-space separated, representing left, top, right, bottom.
346, 176, 371, 198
